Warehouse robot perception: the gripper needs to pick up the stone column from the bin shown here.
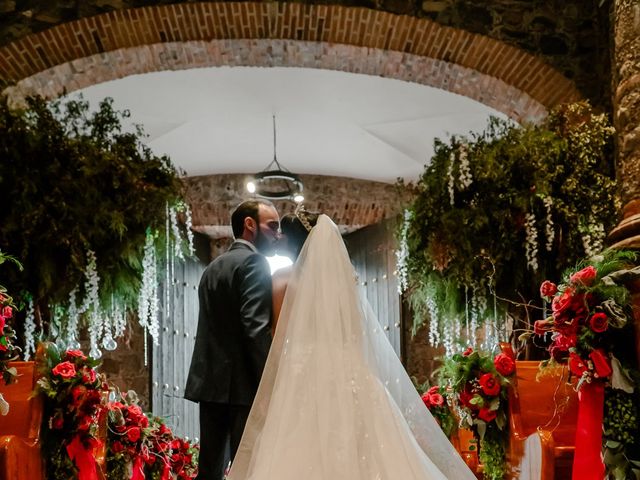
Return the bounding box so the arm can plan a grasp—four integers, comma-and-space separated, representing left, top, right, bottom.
607, 0, 640, 367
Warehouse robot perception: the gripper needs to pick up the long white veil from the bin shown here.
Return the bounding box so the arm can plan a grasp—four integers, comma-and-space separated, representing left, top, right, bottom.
228, 215, 475, 480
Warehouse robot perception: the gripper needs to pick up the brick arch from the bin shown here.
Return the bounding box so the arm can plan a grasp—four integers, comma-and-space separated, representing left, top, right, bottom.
0, 2, 580, 123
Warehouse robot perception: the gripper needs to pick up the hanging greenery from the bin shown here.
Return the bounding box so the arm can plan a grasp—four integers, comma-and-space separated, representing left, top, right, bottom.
402, 102, 618, 345
0, 95, 186, 333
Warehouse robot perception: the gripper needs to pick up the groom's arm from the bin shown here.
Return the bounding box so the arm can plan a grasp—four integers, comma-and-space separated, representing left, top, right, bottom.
237, 253, 273, 379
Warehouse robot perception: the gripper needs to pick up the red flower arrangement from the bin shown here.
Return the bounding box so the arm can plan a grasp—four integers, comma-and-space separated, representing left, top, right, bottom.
438, 348, 515, 480
37, 343, 108, 480
106, 389, 199, 480
534, 251, 640, 479
0, 252, 22, 388
534, 258, 633, 388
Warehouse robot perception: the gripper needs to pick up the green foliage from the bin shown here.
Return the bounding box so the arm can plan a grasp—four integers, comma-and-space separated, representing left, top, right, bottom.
479, 429, 507, 480
403, 102, 618, 333
603, 388, 640, 479
0, 95, 184, 318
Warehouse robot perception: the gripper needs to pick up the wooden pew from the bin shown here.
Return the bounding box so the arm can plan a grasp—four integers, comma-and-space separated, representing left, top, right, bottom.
0, 361, 45, 480
501, 345, 579, 480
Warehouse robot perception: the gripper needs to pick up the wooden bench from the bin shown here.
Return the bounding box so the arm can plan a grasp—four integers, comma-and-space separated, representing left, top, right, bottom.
0, 361, 45, 480
502, 346, 579, 479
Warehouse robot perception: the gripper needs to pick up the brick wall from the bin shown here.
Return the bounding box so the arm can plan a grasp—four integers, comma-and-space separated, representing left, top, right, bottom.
1, 2, 582, 124
0, 0, 607, 108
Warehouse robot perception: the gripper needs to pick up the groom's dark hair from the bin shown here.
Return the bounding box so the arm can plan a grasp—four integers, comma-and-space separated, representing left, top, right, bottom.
231, 199, 275, 238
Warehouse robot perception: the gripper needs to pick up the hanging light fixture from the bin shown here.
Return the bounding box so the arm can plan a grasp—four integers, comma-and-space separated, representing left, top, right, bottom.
246, 115, 304, 203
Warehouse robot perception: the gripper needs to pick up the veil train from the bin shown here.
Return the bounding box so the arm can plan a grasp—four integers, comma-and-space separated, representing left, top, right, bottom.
228, 215, 475, 480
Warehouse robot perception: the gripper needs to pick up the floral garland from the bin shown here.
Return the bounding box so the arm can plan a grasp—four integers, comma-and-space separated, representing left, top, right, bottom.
437, 348, 516, 480
37, 343, 108, 480
533, 250, 640, 479
138, 229, 160, 348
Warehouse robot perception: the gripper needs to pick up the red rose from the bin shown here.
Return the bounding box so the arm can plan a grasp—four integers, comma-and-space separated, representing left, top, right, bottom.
534, 318, 554, 335
570, 266, 597, 287
493, 353, 515, 377
540, 280, 558, 298
552, 287, 575, 314
421, 392, 433, 408
159, 424, 171, 435
477, 407, 497, 423
2, 306, 12, 319
569, 353, 588, 377
66, 349, 87, 360
52, 361, 77, 379
127, 426, 142, 443
459, 386, 479, 410
462, 347, 473, 356
429, 393, 445, 406
427, 386, 440, 396
549, 334, 575, 361
478, 373, 501, 396
51, 415, 64, 430
589, 313, 608, 333
589, 349, 612, 379
82, 368, 97, 384
0, 316, 5, 332
111, 441, 124, 453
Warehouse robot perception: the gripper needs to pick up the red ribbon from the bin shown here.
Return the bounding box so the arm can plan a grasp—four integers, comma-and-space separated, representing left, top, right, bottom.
572, 382, 605, 480
131, 455, 146, 480
66, 435, 102, 480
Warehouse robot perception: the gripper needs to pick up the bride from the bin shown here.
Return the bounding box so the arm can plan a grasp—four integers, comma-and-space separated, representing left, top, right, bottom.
227, 211, 475, 480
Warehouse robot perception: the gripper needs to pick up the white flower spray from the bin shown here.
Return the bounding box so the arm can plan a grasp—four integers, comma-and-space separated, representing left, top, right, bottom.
78, 250, 102, 358
66, 287, 81, 349
170, 206, 185, 261
183, 203, 195, 257
138, 230, 160, 347
524, 212, 539, 272
447, 150, 456, 206
23, 298, 36, 361
457, 143, 473, 190
580, 218, 605, 258
396, 210, 411, 294
543, 196, 555, 252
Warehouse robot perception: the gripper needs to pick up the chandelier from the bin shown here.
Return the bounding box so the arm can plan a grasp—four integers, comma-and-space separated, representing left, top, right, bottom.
246, 116, 304, 203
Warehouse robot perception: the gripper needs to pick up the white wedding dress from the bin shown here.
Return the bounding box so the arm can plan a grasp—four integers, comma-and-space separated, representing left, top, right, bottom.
228, 215, 475, 480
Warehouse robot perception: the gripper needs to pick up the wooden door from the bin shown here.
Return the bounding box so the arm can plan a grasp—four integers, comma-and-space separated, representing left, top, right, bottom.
344, 218, 403, 359
151, 234, 208, 442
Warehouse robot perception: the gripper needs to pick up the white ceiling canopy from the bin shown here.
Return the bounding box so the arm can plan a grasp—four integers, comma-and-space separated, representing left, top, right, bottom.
68, 66, 508, 183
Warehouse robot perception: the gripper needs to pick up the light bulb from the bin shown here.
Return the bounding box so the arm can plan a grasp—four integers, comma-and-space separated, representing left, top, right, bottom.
293, 193, 304, 203
246, 181, 256, 193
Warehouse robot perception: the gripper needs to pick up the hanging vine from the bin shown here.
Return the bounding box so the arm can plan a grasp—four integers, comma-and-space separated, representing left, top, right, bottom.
401, 102, 618, 347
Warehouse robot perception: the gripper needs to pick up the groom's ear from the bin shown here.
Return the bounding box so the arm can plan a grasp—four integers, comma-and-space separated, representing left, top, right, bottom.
243, 216, 257, 237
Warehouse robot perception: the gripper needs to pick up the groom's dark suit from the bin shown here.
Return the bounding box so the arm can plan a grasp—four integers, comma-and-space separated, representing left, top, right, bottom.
185, 240, 273, 480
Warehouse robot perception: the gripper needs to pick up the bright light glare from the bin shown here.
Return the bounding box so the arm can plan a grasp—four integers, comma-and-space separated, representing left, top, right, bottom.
267, 254, 293, 274
293, 194, 304, 203
246, 181, 256, 193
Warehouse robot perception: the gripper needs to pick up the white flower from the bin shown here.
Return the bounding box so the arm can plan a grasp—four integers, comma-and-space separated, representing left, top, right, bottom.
23, 298, 36, 361
447, 150, 456, 206
524, 212, 539, 272
395, 210, 411, 294
543, 196, 555, 252
457, 144, 473, 190
138, 230, 160, 346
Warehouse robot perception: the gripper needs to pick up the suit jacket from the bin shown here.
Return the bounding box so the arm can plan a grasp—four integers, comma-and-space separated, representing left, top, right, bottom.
184, 241, 273, 406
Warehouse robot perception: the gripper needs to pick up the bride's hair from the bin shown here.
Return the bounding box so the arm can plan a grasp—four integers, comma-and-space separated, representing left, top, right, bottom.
280, 207, 319, 259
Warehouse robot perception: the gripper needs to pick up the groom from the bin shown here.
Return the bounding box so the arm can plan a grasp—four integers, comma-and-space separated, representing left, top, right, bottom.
185, 199, 280, 480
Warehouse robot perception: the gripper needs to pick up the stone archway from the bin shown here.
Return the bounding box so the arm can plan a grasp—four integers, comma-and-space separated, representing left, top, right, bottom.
1, 2, 581, 124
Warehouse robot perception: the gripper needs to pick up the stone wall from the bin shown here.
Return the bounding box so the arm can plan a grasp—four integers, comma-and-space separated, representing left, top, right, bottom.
0, 0, 610, 108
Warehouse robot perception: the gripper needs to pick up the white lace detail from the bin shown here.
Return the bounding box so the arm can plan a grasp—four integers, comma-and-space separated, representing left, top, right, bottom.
228, 215, 474, 480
